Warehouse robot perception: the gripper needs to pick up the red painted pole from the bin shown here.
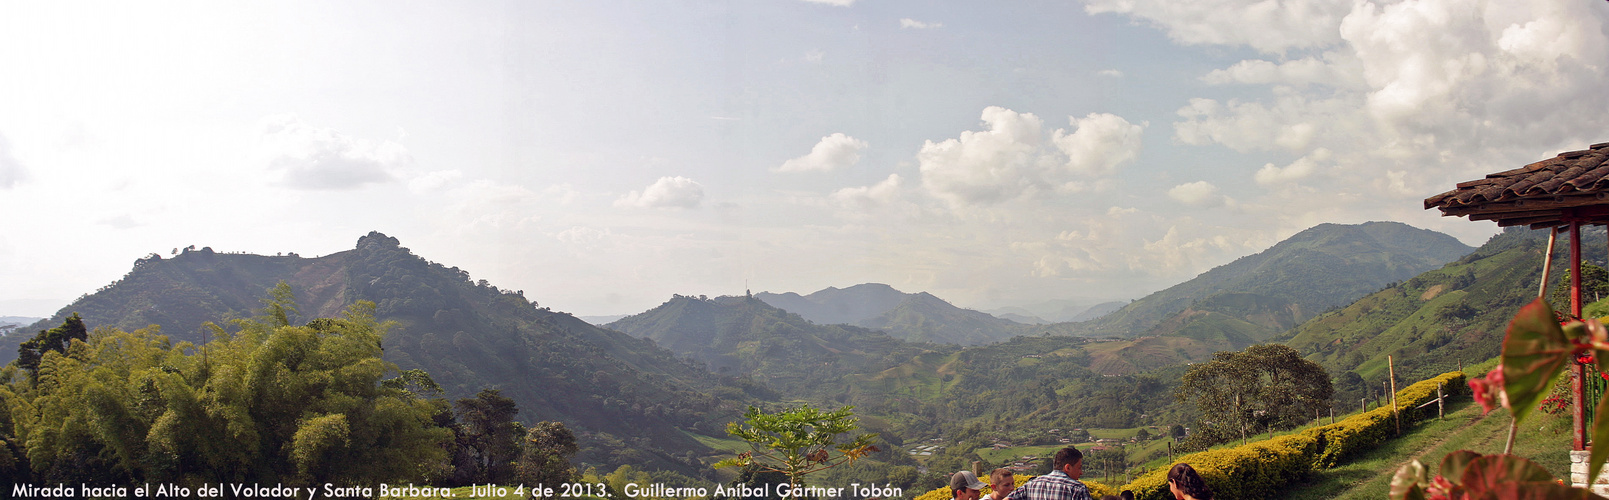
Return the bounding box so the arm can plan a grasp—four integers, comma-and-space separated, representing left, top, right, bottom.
1573, 220, 1588, 451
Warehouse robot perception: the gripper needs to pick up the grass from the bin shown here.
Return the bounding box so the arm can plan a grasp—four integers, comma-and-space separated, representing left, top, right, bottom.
682, 428, 751, 454
975, 444, 1066, 464
1281, 397, 1575, 499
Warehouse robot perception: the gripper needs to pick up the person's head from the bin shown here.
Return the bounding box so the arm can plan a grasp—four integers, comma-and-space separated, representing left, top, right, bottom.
988, 469, 1015, 497
1167, 463, 1212, 500
1051, 446, 1084, 479
951, 470, 986, 500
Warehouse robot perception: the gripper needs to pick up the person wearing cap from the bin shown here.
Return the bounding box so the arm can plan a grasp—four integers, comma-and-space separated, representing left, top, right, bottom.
1001, 446, 1093, 500
950, 470, 987, 500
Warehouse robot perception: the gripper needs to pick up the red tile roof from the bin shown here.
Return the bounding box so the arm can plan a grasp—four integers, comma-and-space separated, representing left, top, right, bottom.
1425, 142, 1609, 228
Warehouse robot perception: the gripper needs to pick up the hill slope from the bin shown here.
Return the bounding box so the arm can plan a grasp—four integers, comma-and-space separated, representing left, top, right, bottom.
755, 283, 1030, 345
3, 232, 748, 472
606, 294, 940, 396
1283, 226, 1596, 393
1072, 221, 1474, 338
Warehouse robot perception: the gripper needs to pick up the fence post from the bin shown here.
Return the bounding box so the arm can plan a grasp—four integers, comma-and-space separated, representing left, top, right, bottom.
1437, 383, 1445, 420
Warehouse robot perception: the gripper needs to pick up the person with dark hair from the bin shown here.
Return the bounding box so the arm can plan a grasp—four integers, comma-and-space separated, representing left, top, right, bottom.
986, 468, 1016, 500
1166, 463, 1212, 500
1001, 446, 1093, 500
952, 470, 987, 500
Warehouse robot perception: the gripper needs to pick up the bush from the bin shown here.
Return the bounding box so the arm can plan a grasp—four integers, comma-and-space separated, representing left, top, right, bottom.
1122, 371, 1467, 500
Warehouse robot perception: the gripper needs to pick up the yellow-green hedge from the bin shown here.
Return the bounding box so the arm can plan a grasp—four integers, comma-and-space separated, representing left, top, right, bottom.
1122, 371, 1467, 500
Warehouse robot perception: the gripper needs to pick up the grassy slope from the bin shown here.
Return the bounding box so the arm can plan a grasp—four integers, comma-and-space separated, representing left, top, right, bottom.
1284, 397, 1575, 499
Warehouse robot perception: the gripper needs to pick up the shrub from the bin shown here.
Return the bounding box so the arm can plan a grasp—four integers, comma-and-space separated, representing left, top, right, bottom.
1122, 371, 1467, 500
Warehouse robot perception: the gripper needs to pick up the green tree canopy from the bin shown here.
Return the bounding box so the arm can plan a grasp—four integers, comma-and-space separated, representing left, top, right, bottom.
1176, 343, 1333, 449
714, 404, 878, 488
3, 288, 451, 487
16, 313, 87, 379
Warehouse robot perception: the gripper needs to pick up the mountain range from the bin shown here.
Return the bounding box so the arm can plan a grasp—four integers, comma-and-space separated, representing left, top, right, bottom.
0, 232, 751, 473
1064, 221, 1474, 340
753, 283, 1031, 345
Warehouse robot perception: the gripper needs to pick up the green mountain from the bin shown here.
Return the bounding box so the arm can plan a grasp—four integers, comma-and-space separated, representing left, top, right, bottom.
860, 292, 1032, 345
1282, 226, 1590, 398
3, 232, 748, 473
1071, 221, 1474, 339
605, 294, 943, 397
755, 283, 1029, 345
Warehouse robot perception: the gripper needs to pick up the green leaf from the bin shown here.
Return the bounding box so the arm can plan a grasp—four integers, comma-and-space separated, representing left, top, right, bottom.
1504, 298, 1574, 423
1390, 460, 1429, 500
1440, 450, 1481, 487
1590, 380, 1609, 487
1461, 454, 1555, 494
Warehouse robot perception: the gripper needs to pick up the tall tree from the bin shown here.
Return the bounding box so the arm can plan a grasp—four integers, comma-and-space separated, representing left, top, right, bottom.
517, 421, 578, 487
16, 313, 88, 379
1176, 344, 1333, 449
452, 389, 522, 484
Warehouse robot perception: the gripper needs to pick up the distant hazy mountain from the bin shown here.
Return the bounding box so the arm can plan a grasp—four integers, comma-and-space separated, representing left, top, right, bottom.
0, 316, 41, 336
605, 294, 937, 395
754, 283, 909, 325
578, 314, 627, 325
1073, 221, 1475, 338
754, 283, 1030, 344
1068, 301, 1125, 322
2, 232, 746, 473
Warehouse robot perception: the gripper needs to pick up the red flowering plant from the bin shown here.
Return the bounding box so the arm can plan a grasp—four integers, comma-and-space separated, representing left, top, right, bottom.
1392, 298, 1609, 500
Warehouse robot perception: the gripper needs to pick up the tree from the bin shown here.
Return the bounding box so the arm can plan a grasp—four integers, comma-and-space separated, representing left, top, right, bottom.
714, 404, 879, 488
1551, 262, 1609, 309
16, 313, 88, 379
451, 389, 522, 485
516, 421, 578, 487
9, 291, 451, 486
1176, 344, 1333, 449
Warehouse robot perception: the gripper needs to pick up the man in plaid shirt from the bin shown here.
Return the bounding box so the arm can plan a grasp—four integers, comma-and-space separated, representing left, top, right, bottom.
1001, 446, 1093, 500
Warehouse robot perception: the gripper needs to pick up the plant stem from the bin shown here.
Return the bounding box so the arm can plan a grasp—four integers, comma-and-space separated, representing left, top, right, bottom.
1504, 418, 1518, 455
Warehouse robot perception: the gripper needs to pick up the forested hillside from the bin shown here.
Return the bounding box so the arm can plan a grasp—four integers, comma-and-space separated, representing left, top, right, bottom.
3, 232, 754, 473
606, 294, 941, 397
1284, 226, 1605, 404
1064, 221, 1473, 339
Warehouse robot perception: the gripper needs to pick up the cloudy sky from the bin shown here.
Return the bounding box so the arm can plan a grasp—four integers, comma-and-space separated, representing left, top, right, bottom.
1, 0, 1606, 318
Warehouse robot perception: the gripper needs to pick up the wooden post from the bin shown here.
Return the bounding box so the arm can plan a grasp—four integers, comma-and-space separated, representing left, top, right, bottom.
1437, 383, 1445, 420
1330, 407, 1336, 424
1168, 440, 1173, 464
1541, 226, 1558, 299
1390, 355, 1400, 435
1361, 398, 1366, 414
1573, 220, 1588, 451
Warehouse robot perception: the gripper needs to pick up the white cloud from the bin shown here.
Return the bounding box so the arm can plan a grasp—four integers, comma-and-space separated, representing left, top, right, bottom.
1167, 181, 1224, 206
802, 0, 854, 6
408, 169, 463, 193
1165, 0, 1609, 226
445, 180, 546, 231
1053, 112, 1145, 177
1014, 208, 1263, 280
918, 107, 1143, 206
900, 19, 943, 29
1201, 54, 1366, 88
0, 133, 26, 189
1096, 69, 1124, 78
1082, 0, 1352, 54
831, 174, 903, 209
776, 133, 869, 173
804, 50, 825, 64
257, 114, 412, 190
616, 176, 705, 209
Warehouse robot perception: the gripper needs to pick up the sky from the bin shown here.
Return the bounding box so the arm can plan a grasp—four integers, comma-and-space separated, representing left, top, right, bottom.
1, 0, 1607, 318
